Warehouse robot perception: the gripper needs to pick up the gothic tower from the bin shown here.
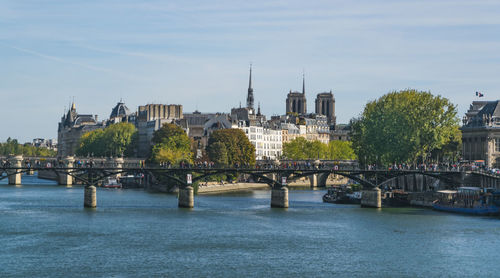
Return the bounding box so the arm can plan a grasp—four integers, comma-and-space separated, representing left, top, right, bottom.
246, 65, 254, 112
315, 91, 336, 125
286, 74, 307, 115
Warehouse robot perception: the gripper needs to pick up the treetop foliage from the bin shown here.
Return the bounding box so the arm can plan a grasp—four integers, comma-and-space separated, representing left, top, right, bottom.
0, 137, 56, 157
150, 123, 193, 164
76, 122, 137, 157
207, 129, 256, 166
350, 89, 461, 165
283, 137, 356, 160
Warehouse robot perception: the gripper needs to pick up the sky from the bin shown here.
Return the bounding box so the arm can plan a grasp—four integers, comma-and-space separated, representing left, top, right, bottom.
1, 0, 500, 142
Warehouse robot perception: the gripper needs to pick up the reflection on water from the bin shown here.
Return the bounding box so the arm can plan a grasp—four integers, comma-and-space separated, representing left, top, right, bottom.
0, 175, 499, 277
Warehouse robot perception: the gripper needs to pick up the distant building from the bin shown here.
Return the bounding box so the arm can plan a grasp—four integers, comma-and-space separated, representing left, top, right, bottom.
237, 122, 282, 160
32, 138, 57, 151
136, 104, 184, 157
305, 114, 330, 144
57, 102, 103, 157
330, 124, 351, 141
184, 111, 216, 147
230, 66, 281, 160
461, 100, 500, 168
108, 101, 134, 124
315, 91, 336, 125
286, 75, 307, 115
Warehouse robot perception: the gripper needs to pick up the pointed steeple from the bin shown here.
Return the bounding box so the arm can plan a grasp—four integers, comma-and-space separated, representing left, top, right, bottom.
257, 102, 261, 115
302, 73, 305, 95
249, 64, 252, 89
246, 64, 254, 110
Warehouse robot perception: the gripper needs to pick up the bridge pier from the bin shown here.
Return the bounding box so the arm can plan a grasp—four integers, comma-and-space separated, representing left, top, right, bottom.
58, 156, 74, 186
309, 174, 318, 187
271, 187, 289, 208
84, 186, 97, 208
179, 186, 194, 208
27, 169, 34, 175
7, 155, 23, 185
361, 188, 381, 208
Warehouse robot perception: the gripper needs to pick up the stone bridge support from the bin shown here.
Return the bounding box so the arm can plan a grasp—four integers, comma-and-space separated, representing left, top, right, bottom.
179, 186, 194, 208
271, 187, 289, 208
58, 156, 74, 186
361, 188, 381, 208
84, 185, 97, 208
7, 155, 23, 185
309, 174, 318, 187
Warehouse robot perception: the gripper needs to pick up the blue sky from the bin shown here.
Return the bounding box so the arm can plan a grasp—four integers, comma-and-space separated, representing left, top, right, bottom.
1, 0, 500, 142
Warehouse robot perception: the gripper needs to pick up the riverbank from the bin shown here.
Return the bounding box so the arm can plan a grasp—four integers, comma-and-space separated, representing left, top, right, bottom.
198, 182, 269, 194
197, 180, 336, 194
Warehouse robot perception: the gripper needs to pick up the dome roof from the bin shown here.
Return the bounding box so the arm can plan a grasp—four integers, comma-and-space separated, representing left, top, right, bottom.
110, 102, 130, 118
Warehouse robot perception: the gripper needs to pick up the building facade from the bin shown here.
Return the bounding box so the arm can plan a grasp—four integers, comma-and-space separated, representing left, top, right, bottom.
315, 91, 336, 125
57, 103, 103, 157
461, 100, 500, 168
238, 122, 282, 160
136, 104, 184, 157
286, 75, 307, 115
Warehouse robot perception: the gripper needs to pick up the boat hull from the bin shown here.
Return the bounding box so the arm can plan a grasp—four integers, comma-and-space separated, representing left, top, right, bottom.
432, 203, 500, 216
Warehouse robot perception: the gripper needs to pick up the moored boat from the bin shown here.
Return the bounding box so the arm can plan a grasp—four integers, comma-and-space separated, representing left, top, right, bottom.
432, 187, 500, 216
323, 186, 362, 204
102, 178, 122, 189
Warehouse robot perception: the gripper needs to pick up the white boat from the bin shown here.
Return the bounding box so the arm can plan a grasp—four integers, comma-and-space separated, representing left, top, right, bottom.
103, 178, 122, 189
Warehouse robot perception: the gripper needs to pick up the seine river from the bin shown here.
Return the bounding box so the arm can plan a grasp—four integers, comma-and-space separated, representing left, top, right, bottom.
1, 176, 500, 277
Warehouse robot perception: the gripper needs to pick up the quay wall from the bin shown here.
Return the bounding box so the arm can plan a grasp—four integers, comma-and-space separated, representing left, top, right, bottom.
361, 189, 381, 208
408, 192, 438, 208
198, 183, 268, 194
37, 170, 58, 181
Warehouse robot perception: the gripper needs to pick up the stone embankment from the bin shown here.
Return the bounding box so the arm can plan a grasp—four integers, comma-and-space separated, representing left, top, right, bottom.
407, 192, 437, 207
197, 182, 269, 194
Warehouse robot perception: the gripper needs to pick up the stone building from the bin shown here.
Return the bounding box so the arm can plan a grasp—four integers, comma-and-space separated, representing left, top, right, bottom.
136, 104, 184, 157
108, 101, 134, 124
305, 114, 330, 144
57, 102, 103, 157
315, 91, 336, 125
461, 100, 500, 168
330, 124, 351, 141
237, 122, 282, 160
286, 75, 307, 115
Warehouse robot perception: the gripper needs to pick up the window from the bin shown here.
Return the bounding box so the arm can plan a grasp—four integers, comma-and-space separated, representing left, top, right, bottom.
496, 138, 500, 152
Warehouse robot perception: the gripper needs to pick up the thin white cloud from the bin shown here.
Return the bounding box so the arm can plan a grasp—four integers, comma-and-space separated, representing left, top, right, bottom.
0, 42, 150, 81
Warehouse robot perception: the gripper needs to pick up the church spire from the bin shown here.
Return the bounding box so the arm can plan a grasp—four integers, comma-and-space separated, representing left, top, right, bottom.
246, 64, 254, 110
302, 73, 305, 95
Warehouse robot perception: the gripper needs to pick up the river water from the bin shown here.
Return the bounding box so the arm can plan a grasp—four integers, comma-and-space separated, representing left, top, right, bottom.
1, 176, 500, 277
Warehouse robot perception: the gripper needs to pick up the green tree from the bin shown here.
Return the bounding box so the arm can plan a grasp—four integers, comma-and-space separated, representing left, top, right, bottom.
207, 129, 255, 166
327, 140, 356, 160
76, 122, 137, 157
0, 138, 57, 157
283, 137, 356, 160
206, 141, 228, 166
150, 123, 193, 164
351, 89, 460, 165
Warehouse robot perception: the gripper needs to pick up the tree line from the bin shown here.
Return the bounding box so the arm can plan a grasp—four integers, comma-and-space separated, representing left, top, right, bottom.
283, 137, 356, 160
75, 89, 462, 167
0, 138, 57, 157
